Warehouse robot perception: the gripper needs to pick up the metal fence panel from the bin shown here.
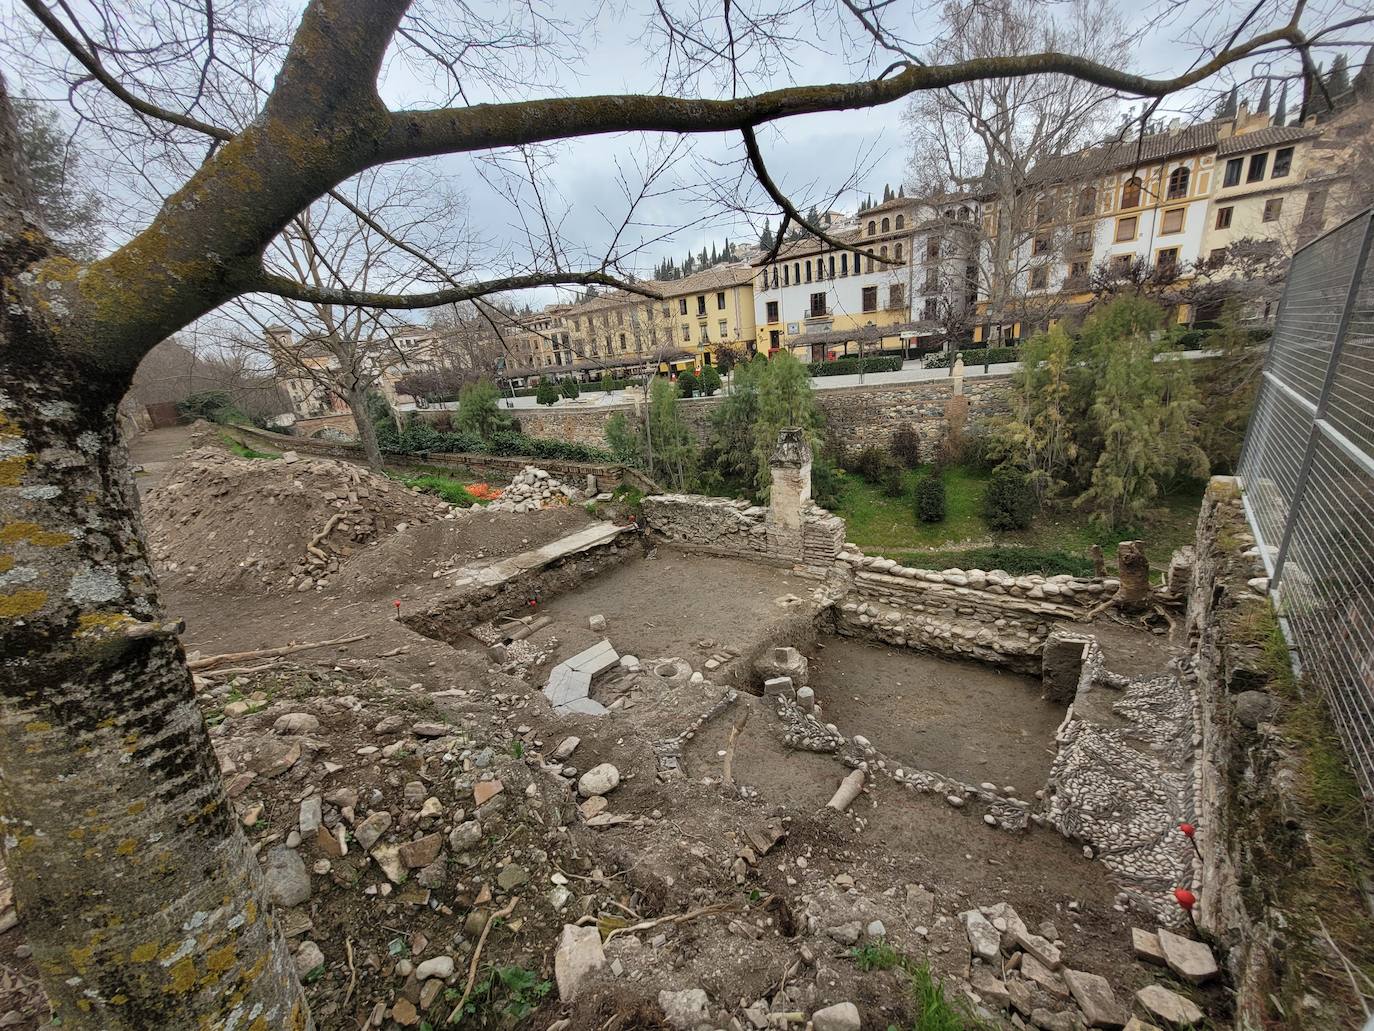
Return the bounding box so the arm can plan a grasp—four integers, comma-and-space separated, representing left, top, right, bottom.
1237, 208, 1374, 805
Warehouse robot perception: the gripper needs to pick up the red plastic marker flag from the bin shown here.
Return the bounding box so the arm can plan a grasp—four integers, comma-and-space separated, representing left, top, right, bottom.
1173, 887, 1196, 910
1179, 823, 1196, 838
393, 599, 401, 619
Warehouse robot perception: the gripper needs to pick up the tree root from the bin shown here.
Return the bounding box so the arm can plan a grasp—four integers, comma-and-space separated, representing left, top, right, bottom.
187, 632, 368, 671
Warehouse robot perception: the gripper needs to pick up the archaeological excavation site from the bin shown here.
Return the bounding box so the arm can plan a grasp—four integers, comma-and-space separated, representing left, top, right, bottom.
2, 418, 1355, 1031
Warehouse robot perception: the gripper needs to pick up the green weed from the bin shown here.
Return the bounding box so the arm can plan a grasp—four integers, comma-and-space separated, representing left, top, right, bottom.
222, 434, 279, 460
851, 939, 904, 972
452, 964, 553, 1026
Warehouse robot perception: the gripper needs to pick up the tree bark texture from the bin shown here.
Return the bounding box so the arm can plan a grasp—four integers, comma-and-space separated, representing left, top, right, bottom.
346, 384, 385, 469
1, 86, 311, 1029
1115, 539, 1152, 611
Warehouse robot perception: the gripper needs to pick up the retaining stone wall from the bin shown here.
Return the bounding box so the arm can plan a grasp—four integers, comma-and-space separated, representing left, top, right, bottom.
831, 545, 1117, 673
488, 374, 1014, 454
640, 494, 845, 568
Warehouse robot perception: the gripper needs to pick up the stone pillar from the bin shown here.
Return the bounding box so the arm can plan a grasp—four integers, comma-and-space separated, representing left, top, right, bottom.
767, 428, 812, 530
951, 355, 965, 396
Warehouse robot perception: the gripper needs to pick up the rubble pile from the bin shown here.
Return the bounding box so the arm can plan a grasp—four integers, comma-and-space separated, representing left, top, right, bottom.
485, 466, 582, 513
143, 447, 456, 593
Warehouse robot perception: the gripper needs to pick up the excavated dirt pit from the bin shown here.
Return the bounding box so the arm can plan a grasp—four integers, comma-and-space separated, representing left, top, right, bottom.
807, 635, 1067, 796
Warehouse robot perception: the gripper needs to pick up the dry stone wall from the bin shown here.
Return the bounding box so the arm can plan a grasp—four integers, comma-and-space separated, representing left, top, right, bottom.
832, 544, 1117, 673
489, 375, 1013, 454
640, 494, 845, 569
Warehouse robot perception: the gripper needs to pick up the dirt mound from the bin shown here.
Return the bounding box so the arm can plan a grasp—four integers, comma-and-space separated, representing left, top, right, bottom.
143, 447, 455, 594
331, 506, 592, 598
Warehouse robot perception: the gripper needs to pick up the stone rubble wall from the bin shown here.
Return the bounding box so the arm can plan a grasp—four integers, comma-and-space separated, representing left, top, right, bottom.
640, 494, 844, 569
496, 375, 1014, 454
1185, 476, 1309, 1026
831, 543, 1118, 672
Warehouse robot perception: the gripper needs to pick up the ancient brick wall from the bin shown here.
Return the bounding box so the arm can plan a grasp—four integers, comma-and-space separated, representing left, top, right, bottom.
640, 494, 844, 569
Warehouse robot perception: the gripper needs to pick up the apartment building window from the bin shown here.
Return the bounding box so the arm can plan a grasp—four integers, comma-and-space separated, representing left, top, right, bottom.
809, 292, 827, 317
867, 220, 876, 236
1115, 216, 1137, 242
927, 237, 940, 260
1272, 147, 1293, 178
922, 297, 938, 320
1247, 153, 1268, 182
1223, 158, 1242, 187
716, 291, 726, 310
1032, 234, 1051, 255
770, 269, 777, 289
619, 333, 627, 351
923, 268, 939, 293
682, 325, 690, 341
1208, 247, 1228, 264
861, 286, 878, 312
678, 298, 688, 315
1263, 197, 1283, 222
1215, 206, 1233, 229
888, 284, 905, 309
616, 311, 624, 326
1157, 247, 1179, 273
805, 261, 812, 283
1121, 177, 1142, 209
718, 319, 728, 337
782, 265, 789, 286
1161, 207, 1185, 234
881, 217, 890, 232
1029, 266, 1049, 290
696, 295, 707, 316
1077, 186, 1096, 217
1110, 254, 1133, 275
880, 245, 888, 260
1072, 227, 1093, 252
1068, 260, 1089, 287
867, 253, 876, 274
828, 255, 836, 277
1035, 197, 1052, 224
894, 243, 904, 262
766, 300, 779, 323
895, 215, 905, 229
793, 262, 800, 283
1166, 166, 1190, 200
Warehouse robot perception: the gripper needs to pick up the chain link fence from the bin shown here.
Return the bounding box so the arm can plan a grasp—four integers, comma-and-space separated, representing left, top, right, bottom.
1237, 208, 1374, 804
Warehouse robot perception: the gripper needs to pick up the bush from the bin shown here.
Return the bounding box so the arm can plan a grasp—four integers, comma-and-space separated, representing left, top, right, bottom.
454, 379, 510, 440
918, 545, 1094, 577
698, 365, 722, 396
811, 455, 843, 510
890, 424, 922, 468
982, 465, 1035, 530
853, 446, 891, 483
514, 377, 633, 398
913, 474, 946, 522
559, 378, 580, 400
677, 369, 699, 398
535, 381, 559, 406
880, 465, 906, 498
808, 355, 903, 377
924, 346, 1020, 369
177, 389, 233, 422
373, 421, 614, 464
397, 474, 477, 507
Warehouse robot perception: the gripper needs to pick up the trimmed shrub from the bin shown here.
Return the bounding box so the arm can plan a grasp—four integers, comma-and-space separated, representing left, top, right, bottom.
514, 377, 633, 398
535, 381, 559, 406
808, 355, 902, 377
676, 369, 699, 398
982, 465, 1035, 530
890, 424, 922, 468
853, 446, 891, 483
698, 365, 722, 396
924, 346, 1019, 369
880, 465, 906, 498
913, 474, 946, 522
559, 378, 581, 400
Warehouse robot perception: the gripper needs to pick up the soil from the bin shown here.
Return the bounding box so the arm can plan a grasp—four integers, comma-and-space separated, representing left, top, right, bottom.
531, 551, 808, 671
806, 636, 1066, 793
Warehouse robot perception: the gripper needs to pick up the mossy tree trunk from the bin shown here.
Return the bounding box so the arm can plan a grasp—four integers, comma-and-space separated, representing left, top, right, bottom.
0, 88, 311, 1028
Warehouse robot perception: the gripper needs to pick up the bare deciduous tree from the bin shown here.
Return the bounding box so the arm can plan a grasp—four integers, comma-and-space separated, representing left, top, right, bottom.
0, 0, 1364, 1027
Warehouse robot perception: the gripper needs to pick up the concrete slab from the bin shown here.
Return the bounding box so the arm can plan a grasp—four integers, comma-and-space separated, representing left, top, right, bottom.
544, 667, 592, 707
557, 697, 609, 716
566, 639, 619, 676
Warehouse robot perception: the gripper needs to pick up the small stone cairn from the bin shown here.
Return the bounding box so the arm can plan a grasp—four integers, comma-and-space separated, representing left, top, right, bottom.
486, 466, 583, 513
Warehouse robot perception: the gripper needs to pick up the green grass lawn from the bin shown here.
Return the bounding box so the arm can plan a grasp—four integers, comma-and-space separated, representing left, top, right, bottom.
831, 464, 1204, 576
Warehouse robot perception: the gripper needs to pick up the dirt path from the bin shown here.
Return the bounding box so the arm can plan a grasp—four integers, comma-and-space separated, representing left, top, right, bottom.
129, 424, 194, 491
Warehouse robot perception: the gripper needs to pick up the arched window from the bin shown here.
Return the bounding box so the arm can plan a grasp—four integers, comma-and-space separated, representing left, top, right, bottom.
1166, 166, 1190, 201
793, 262, 800, 284
783, 264, 789, 286
895, 214, 905, 230
881, 217, 890, 232
840, 254, 848, 276
867, 220, 876, 236
1121, 176, 1142, 209
957, 206, 970, 221
805, 260, 812, 283
867, 252, 876, 274
880, 245, 888, 259
895, 242, 904, 261
1077, 187, 1096, 217
828, 255, 835, 278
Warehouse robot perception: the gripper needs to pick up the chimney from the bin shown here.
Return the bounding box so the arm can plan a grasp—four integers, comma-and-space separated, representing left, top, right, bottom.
1167, 117, 1182, 136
